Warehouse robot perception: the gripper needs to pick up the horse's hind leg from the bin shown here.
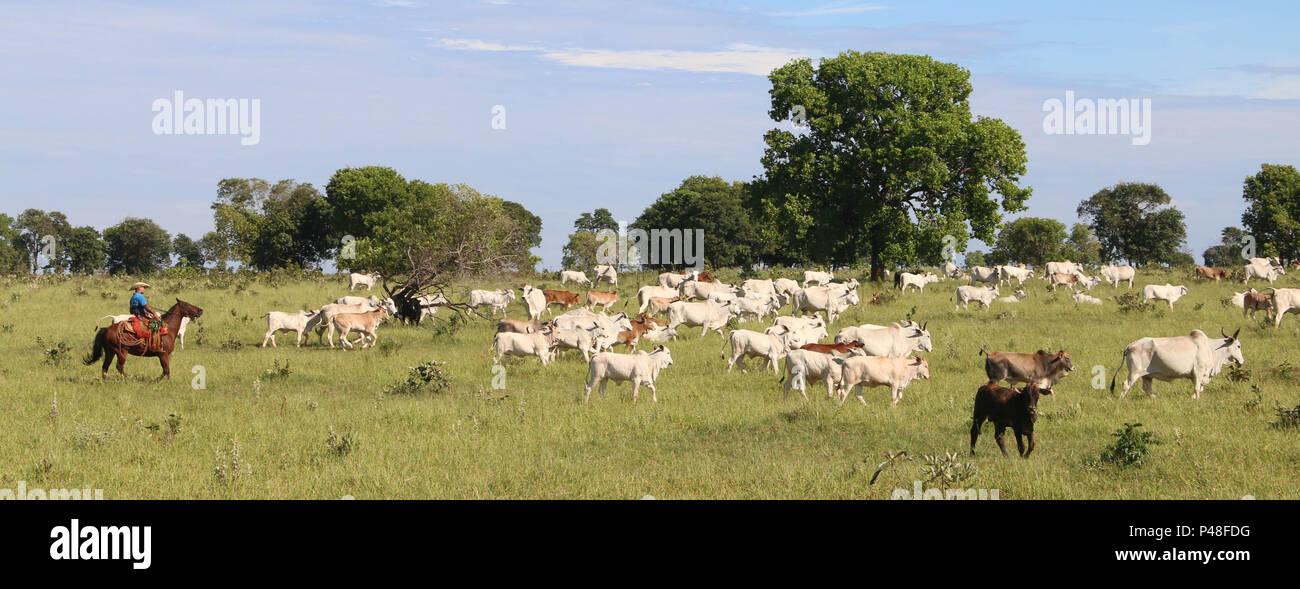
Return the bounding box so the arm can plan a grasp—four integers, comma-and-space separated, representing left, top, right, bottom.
114, 351, 127, 376
100, 348, 113, 377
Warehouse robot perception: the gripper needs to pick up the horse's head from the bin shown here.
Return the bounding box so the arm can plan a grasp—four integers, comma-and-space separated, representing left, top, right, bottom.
170, 298, 204, 319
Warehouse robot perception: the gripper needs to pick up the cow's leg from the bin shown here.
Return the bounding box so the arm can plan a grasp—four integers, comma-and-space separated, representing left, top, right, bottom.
857, 385, 869, 406
1119, 372, 1140, 398
1142, 376, 1154, 396
970, 416, 984, 455
890, 386, 901, 406
1014, 429, 1027, 456
994, 425, 1009, 457
294, 329, 304, 347
1276, 307, 1287, 328
262, 331, 274, 348
631, 382, 640, 404
647, 383, 658, 403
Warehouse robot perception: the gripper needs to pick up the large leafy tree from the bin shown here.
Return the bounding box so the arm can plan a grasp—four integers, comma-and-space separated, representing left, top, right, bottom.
247, 181, 333, 270
632, 176, 761, 268
750, 51, 1032, 279
0, 214, 27, 273
210, 178, 269, 266
1064, 223, 1101, 265
562, 208, 619, 270
1240, 163, 1300, 262
1203, 227, 1247, 267
988, 217, 1067, 267
324, 166, 412, 242
103, 218, 172, 274
61, 226, 105, 274
14, 209, 71, 273
1077, 182, 1186, 266
172, 233, 206, 269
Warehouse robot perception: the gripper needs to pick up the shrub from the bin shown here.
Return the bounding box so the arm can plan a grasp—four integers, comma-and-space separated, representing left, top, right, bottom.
384, 361, 452, 396
1270, 402, 1300, 430
1089, 422, 1159, 469
1114, 292, 1151, 313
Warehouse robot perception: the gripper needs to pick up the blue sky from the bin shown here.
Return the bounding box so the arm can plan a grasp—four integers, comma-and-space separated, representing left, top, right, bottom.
2, 0, 1298, 269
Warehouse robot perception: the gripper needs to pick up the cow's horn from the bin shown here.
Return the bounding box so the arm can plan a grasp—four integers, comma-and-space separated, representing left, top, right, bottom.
1221, 327, 1228, 339
921, 321, 928, 331
1232, 328, 1241, 339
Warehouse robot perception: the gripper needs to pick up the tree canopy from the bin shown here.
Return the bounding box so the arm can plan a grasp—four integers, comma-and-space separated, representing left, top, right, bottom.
988, 217, 1068, 267
1076, 182, 1187, 266
1240, 163, 1300, 262
103, 218, 171, 274
632, 176, 761, 268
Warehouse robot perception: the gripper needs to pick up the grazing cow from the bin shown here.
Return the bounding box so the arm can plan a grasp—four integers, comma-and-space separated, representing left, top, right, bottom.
997, 290, 1028, 303
666, 299, 735, 339
770, 315, 828, 345
792, 285, 859, 324
1243, 258, 1284, 284
1072, 291, 1102, 305
955, 285, 999, 311
519, 285, 548, 321
1110, 329, 1243, 399
837, 356, 930, 406
834, 321, 932, 358
730, 293, 783, 322
260, 310, 320, 348
1243, 290, 1274, 319
802, 270, 834, 287
940, 261, 961, 279
101, 314, 192, 349
496, 318, 552, 334
1194, 266, 1230, 281
969, 266, 999, 285
492, 330, 556, 366
1269, 288, 1300, 328
897, 272, 941, 292
996, 265, 1033, 285
658, 270, 698, 288
781, 348, 856, 402
1099, 265, 1136, 288
724, 327, 803, 374
586, 289, 619, 312
1142, 283, 1188, 310
559, 270, 593, 287
635, 285, 680, 313
1047, 272, 1082, 290
584, 346, 674, 403
980, 348, 1074, 388
542, 289, 581, 314
1044, 261, 1084, 277
469, 289, 516, 316
773, 278, 801, 296
593, 265, 619, 287
970, 383, 1051, 458
348, 272, 380, 291
331, 308, 389, 350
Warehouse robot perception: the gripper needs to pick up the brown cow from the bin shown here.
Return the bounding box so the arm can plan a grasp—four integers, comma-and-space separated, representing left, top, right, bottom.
799, 340, 864, 356
698, 271, 713, 282
612, 319, 654, 351
1047, 273, 1080, 290
1244, 290, 1274, 319
645, 296, 680, 316
979, 348, 1074, 388
970, 383, 1052, 458
542, 289, 580, 313
634, 313, 664, 328
1194, 266, 1229, 281
587, 290, 619, 311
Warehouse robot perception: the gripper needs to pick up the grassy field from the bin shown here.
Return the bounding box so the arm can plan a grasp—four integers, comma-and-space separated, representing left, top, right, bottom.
3, 268, 1298, 499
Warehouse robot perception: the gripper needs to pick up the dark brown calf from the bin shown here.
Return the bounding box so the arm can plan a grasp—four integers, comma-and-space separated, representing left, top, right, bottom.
970, 383, 1052, 457
980, 348, 1073, 387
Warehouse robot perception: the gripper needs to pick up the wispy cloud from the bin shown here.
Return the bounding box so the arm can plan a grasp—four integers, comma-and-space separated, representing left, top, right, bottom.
433, 39, 808, 75
769, 3, 887, 17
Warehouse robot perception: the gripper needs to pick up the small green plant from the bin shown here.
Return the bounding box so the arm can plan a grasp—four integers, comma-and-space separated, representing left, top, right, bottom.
1243, 386, 1264, 414
431, 313, 468, 338
920, 451, 977, 489
66, 422, 120, 449
36, 337, 72, 366
262, 359, 292, 379
326, 426, 358, 457
867, 450, 911, 485
1114, 292, 1151, 313
1277, 360, 1293, 381
213, 437, 244, 486
1088, 422, 1160, 469
1269, 402, 1300, 430
1193, 302, 1204, 311
377, 339, 402, 357
1226, 363, 1251, 383
384, 361, 451, 395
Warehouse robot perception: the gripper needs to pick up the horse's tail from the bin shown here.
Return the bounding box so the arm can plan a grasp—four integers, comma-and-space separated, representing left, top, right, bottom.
82, 327, 107, 366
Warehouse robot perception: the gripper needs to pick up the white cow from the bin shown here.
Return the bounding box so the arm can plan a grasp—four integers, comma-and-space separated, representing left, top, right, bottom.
636, 285, 680, 313
996, 290, 1028, 303
898, 272, 941, 292
658, 271, 698, 288
1111, 329, 1243, 399
969, 266, 999, 285
260, 310, 319, 348
730, 293, 784, 322
802, 270, 834, 287
996, 265, 1033, 285
1243, 258, 1283, 284
492, 331, 556, 366
837, 356, 931, 406
584, 346, 674, 403
740, 279, 776, 297
666, 299, 735, 338
550, 325, 608, 362
1072, 291, 1103, 305
792, 285, 859, 324
560, 270, 593, 287
955, 285, 999, 311
773, 278, 801, 296
940, 261, 961, 279
781, 348, 856, 402
554, 309, 631, 344
1100, 265, 1136, 288
411, 293, 448, 324
520, 285, 547, 321
1142, 283, 1188, 310
348, 272, 380, 291
1044, 261, 1084, 277
724, 327, 804, 374
469, 289, 516, 316
834, 321, 932, 357
1269, 288, 1300, 328
312, 302, 381, 347
335, 295, 381, 307
679, 279, 728, 301
770, 315, 828, 345
593, 264, 619, 287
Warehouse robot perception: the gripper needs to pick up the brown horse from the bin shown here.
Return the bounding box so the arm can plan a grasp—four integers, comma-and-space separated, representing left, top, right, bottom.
82, 299, 204, 380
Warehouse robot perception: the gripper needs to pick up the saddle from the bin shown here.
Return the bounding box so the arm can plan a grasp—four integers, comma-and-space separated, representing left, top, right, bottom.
124, 316, 167, 353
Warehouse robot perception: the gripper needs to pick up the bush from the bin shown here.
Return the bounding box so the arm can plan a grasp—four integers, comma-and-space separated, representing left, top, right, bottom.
1088, 422, 1159, 469
1270, 402, 1300, 430
384, 361, 452, 395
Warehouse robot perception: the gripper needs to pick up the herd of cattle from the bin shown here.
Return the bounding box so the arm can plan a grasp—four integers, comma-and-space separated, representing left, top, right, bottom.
197, 257, 1293, 457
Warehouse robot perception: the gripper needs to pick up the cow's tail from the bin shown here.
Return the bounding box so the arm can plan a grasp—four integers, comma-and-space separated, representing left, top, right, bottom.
1108, 347, 1129, 394
977, 344, 988, 357
82, 327, 107, 366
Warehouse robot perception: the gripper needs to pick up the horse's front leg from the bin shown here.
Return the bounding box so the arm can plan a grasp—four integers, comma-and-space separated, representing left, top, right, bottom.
157, 353, 171, 380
